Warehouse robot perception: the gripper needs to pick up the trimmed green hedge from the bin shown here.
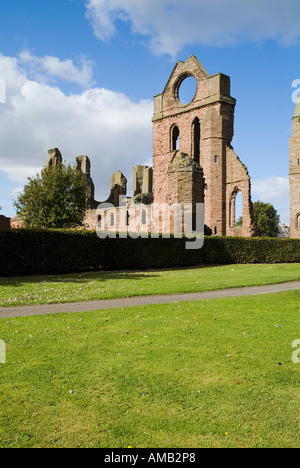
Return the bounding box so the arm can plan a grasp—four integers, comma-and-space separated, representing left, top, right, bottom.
0, 229, 299, 276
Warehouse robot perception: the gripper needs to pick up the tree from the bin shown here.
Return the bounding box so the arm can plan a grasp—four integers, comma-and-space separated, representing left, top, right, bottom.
235, 216, 243, 227
14, 163, 87, 229
253, 201, 280, 238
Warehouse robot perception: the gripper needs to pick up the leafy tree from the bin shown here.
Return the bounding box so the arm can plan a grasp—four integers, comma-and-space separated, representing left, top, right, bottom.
14, 163, 87, 229
253, 201, 280, 238
235, 216, 243, 227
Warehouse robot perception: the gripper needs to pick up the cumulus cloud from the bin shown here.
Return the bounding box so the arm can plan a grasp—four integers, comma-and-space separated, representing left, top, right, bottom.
0, 53, 153, 204
252, 176, 289, 202
85, 0, 300, 56
252, 176, 290, 223
18, 50, 95, 88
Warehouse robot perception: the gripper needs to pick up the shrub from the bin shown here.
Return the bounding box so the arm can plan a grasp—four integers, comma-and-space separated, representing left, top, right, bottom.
0, 230, 299, 276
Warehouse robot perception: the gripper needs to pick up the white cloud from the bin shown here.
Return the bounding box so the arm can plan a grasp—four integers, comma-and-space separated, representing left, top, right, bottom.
252, 177, 289, 203
85, 0, 300, 56
18, 50, 95, 88
0, 53, 153, 205
252, 176, 290, 224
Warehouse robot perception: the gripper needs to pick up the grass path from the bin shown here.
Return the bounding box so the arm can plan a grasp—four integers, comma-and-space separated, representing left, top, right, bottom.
0, 263, 299, 308
0, 291, 299, 448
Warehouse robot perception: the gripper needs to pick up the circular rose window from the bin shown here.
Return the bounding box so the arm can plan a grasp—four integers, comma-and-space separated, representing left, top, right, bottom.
178, 75, 197, 105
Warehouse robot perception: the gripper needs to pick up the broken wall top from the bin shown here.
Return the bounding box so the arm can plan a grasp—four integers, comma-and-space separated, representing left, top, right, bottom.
45, 148, 62, 168
76, 156, 91, 176
153, 55, 236, 121
168, 152, 204, 173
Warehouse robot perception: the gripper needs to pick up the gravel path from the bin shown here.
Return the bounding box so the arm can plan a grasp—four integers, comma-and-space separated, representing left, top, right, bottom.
0, 281, 299, 319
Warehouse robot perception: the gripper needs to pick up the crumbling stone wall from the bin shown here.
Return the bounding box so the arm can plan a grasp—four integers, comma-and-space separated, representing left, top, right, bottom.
152, 55, 257, 237
14, 56, 260, 238
76, 156, 97, 209
290, 100, 300, 238
225, 147, 257, 237
45, 148, 62, 168
133, 166, 153, 196
10, 215, 23, 229
167, 152, 204, 205
105, 171, 127, 207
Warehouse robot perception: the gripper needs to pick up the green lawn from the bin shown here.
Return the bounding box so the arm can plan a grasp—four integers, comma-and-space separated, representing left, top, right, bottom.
0, 263, 299, 307
0, 290, 299, 448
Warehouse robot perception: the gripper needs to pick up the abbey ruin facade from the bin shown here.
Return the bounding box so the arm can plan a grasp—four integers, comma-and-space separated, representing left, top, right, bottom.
84, 55, 258, 237
9, 55, 300, 238
290, 97, 300, 238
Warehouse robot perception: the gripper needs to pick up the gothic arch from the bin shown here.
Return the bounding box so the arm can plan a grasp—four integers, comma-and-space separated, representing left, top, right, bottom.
192, 117, 201, 164
170, 124, 180, 151
229, 187, 243, 228
296, 213, 300, 230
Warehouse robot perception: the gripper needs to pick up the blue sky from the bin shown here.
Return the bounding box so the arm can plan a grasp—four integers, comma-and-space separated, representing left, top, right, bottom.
0, 0, 300, 224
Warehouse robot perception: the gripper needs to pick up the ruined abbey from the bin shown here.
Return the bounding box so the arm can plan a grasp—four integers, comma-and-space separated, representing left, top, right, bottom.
85, 56, 258, 237
8, 55, 300, 238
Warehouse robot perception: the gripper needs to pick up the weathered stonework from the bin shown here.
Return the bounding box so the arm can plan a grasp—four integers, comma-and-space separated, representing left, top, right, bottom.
167, 152, 204, 206
133, 165, 153, 196
152, 55, 257, 237
289, 99, 300, 238
10, 215, 23, 229
13, 56, 262, 237
105, 171, 127, 207
76, 156, 97, 209
45, 148, 62, 168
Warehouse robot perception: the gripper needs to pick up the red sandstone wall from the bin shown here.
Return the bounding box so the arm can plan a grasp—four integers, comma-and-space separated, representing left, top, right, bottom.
290, 113, 300, 238
152, 55, 256, 237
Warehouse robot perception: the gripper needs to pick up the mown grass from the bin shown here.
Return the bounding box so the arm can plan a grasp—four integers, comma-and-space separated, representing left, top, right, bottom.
0, 263, 299, 307
0, 290, 299, 448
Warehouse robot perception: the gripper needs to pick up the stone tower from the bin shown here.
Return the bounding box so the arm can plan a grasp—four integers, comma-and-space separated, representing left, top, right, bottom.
152, 55, 256, 237
76, 155, 97, 209
133, 166, 153, 197
45, 148, 62, 168
289, 99, 300, 238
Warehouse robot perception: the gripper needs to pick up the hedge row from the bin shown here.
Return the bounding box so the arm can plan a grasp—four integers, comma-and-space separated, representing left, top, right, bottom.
0, 229, 299, 276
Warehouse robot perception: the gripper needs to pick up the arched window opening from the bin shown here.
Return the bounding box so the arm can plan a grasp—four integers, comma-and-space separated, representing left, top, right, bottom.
110, 212, 115, 227
178, 75, 197, 105
172, 125, 180, 151
142, 210, 147, 225
97, 215, 102, 228
297, 214, 300, 230
192, 118, 201, 164
230, 189, 243, 228
235, 192, 243, 226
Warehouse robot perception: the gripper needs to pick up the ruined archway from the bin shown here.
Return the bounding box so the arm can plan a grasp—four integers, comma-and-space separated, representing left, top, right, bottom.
230, 188, 243, 228
296, 213, 300, 231
171, 124, 180, 151
192, 117, 201, 164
